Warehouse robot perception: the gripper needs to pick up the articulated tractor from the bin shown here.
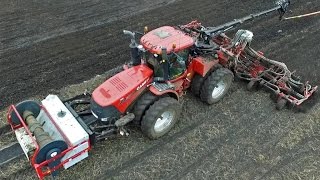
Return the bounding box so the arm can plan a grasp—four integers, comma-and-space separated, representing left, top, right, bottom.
6, 0, 317, 178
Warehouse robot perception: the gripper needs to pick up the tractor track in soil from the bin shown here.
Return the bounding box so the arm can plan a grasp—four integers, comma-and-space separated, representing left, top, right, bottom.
1, 0, 319, 110
0, 0, 320, 179
101, 90, 320, 180
0, 0, 274, 109
0, 125, 10, 136
104, 95, 262, 179
0, 142, 23, 167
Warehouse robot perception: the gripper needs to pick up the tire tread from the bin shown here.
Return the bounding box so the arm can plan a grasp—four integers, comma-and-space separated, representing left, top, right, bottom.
141, 97, 181, 139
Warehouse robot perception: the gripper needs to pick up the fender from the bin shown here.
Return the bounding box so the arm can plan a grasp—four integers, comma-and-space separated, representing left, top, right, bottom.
191, 56, 220, 77
149, 85, 179, 100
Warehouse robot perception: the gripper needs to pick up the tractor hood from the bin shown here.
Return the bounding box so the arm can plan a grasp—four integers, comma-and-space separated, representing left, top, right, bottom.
91, 65, 153, 113
140, 26, 194, 54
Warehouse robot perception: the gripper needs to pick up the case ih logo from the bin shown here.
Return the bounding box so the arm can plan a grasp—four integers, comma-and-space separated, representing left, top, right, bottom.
137, 78, 149, 91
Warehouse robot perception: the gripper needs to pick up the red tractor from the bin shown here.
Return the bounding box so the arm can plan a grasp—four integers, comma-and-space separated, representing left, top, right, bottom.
83, 0, 300, 140
6, 0, 317, 178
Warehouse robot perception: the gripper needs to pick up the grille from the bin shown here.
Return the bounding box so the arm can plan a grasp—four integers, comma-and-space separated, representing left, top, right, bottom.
90, 99, 121, 123
110, 77, 128, 92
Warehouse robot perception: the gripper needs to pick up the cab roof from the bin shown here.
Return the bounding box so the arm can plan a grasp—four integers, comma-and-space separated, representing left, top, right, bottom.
140, 26, 194, 54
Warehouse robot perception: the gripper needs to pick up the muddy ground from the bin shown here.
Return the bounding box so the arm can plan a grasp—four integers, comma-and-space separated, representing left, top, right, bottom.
0, 0, 320, 179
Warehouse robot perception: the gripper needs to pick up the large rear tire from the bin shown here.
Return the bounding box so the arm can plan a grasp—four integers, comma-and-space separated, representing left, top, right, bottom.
191, 74, 205, 97
141, 97, 181, 139
200, 68, 234, 104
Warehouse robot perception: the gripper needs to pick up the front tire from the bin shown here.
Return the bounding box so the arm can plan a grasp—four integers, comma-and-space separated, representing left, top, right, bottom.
132, 92, 158, 124
141, 97, 181, 139
200, 68, 234, 104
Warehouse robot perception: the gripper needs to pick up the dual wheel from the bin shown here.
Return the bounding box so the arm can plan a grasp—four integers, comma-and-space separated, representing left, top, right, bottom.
133, 67, 234, 139
133, 93, 181, 139
191, 67, 234, 104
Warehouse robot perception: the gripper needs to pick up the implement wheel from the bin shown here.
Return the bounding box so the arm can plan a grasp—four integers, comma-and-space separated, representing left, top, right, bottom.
247, 80, 259, 91
200, 68, 234, 104
141, 97, 181, 139
276, 98, 287, 110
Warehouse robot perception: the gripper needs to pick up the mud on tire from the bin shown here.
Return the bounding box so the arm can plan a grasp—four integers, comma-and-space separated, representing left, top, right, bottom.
132, 92, 158, 124
191, 74, 205, 97
141, 97, 181, 139
200, 68, 234, 104
191, 64, 221, 97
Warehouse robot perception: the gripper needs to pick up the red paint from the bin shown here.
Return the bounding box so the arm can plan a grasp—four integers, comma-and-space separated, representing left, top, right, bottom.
149, 86, 180, 99
92, 64, 153, 113
249, 63, 265, 78
141, 26, 194, 54
192, 56, 219, 77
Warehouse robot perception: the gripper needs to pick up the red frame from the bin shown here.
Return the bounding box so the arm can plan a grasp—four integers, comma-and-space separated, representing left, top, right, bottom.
7, 105, 91, 180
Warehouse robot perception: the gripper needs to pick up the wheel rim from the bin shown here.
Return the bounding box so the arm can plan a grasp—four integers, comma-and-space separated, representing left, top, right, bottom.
211, 79, 227, 99
154, 110, 175, 133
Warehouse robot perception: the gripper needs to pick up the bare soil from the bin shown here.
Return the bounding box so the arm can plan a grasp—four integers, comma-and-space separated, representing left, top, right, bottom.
0, 0, 320, 179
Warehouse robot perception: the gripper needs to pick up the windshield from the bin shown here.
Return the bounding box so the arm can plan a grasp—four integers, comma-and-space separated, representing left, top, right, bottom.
145, 49, 189, 79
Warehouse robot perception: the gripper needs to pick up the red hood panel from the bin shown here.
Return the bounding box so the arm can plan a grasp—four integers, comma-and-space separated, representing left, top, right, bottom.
92, 65, 153, 107
141, 26, 194, 54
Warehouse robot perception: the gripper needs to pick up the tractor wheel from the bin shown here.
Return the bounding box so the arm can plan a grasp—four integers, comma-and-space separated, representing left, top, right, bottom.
200, 68, 234, 104
191, 74, 205, 97
141, 97, 181, 139
132, 92, 158, 124
276, 98, 287, 110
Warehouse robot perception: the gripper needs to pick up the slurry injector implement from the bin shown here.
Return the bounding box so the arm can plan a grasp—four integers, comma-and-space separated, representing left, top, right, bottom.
6, 0, 317, 179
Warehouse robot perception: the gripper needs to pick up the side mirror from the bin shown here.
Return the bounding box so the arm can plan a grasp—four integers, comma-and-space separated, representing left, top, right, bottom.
123, 30, 137, 48
123, 30, 140, 65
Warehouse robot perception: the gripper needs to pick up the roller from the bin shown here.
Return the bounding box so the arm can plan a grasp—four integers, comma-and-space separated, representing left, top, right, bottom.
10, 100, 68, 174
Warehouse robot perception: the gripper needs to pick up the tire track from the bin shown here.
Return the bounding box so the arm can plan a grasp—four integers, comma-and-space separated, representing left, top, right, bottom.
258, 136, 320, 180
100, 87, 241, 178
0, 0, 180, 54
0, 0, 319, 178
0, 0, 244, 109
174, 113, 316, 179
0, 125, 10, 136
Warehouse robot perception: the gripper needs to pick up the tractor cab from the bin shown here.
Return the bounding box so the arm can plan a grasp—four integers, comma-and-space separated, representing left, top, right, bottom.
140, 26, 194, 54
139, 26, 194, 80
142, 47, 190, 80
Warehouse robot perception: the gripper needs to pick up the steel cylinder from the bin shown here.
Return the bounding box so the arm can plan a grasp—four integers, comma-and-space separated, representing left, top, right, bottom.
23, 111, 53, 149
22, 110, 68, 165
